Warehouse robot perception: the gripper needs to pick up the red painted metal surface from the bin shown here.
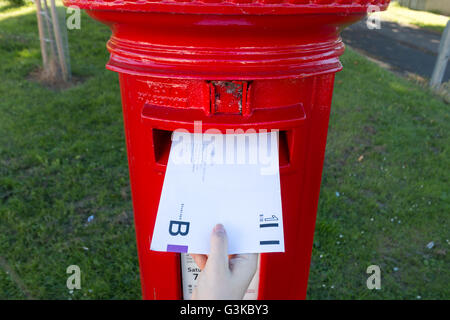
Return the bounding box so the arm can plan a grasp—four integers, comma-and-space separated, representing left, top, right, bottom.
63, 0, 390, 299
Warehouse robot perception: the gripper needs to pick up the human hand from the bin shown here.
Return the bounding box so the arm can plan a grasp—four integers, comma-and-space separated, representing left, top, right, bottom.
190, 224, 258, 300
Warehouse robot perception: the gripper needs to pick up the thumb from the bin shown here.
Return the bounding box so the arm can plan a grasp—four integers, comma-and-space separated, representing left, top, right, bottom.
206, 224, 229, 271
229, 253, 258, 284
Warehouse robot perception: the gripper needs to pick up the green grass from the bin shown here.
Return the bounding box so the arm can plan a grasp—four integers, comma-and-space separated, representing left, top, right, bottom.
377, 2, 449, 34
0, 1, 140, 299
0, 2, 449, 300
309, 55, 449, 300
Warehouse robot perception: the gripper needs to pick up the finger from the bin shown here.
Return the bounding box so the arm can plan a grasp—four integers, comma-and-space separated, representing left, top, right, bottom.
206, 224, 229, 271
190, 254, 207, 270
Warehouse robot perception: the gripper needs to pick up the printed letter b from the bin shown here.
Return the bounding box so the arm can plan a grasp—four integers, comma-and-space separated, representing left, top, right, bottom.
169, 221, 190, 236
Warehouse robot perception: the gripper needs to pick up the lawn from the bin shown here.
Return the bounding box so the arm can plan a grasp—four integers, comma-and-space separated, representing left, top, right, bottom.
0, 1, 449, 300
377, 1, 449, 34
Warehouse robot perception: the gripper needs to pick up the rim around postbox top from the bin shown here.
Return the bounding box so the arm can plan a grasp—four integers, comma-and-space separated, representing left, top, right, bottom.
63, 0, 390, 15
63, 0, 390, 79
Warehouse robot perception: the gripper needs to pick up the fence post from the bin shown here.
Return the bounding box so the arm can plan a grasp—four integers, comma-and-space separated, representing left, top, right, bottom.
50, 0, 69, 82
430, 21, 450, 89
35, 0, 48, 68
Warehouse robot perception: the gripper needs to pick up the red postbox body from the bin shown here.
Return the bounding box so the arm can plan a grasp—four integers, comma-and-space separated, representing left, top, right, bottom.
63, 0, 389, 299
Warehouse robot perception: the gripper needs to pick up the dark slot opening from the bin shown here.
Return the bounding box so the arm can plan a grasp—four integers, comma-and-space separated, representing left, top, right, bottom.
153, 129, 172, 166
278, 130, 290, 168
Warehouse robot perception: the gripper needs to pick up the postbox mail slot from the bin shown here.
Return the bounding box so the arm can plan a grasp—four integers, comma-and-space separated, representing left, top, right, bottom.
152, 128, 291, 171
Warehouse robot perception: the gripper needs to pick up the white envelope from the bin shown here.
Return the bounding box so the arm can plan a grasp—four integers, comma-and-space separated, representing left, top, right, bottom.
150, 130, 284, 254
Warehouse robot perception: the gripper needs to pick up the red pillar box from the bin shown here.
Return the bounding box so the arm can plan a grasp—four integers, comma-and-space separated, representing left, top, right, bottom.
63, 0, 390, 299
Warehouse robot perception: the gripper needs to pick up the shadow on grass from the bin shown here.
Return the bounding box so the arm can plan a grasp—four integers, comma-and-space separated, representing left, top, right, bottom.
0, 3, 25, 14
